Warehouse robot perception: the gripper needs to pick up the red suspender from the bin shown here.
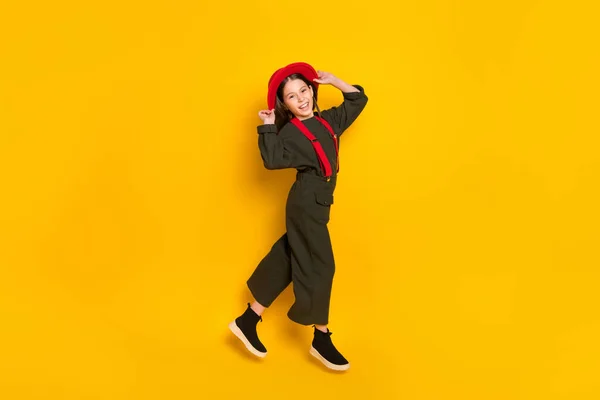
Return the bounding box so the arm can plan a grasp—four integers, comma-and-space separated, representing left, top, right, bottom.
316, 116, 339, 174
290, 116, 339, 179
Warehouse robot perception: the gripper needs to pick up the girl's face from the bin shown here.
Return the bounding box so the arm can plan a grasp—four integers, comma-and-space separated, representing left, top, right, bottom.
282, 78, 314, 120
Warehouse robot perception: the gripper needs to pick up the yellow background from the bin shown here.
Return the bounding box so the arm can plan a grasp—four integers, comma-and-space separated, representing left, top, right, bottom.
1, 0, 599, 399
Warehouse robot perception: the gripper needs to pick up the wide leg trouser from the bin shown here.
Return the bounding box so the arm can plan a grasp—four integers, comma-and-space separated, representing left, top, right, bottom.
247, 173, 337, 325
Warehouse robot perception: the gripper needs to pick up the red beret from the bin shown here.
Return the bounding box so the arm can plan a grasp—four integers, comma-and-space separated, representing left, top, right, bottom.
267, 62, 319, 110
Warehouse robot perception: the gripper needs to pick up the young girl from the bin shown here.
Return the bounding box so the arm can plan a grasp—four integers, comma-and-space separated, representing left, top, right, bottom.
229, 62, 368, 371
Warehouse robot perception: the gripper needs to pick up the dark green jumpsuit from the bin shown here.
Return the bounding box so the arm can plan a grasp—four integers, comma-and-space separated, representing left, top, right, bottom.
247, 85, 368, 326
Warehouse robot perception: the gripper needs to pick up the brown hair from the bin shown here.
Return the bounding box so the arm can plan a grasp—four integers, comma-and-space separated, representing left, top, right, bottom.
274, 73, 321, 131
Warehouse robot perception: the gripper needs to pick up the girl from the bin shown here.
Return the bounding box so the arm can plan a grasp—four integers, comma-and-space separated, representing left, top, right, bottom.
229, 62, 368, 371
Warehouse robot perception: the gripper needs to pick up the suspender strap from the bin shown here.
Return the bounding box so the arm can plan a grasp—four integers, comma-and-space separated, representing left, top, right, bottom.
290, 116, 339, 178
315, 116, 339, 173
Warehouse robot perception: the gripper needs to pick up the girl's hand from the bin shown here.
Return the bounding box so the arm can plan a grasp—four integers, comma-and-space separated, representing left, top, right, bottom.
314, 70, 359, 93
258, 109, 276, 124
313, 70, 339, 85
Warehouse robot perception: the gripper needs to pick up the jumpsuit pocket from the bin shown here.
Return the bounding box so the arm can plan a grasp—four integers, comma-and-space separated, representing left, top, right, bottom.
314, 192, 334, 206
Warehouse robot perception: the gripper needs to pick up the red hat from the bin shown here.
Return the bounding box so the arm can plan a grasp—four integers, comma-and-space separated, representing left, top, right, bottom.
267, 62, 319, 110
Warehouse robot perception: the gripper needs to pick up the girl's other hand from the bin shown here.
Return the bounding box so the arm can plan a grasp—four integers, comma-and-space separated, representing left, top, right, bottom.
313, 70, 338, 85
258, 109, 275, 124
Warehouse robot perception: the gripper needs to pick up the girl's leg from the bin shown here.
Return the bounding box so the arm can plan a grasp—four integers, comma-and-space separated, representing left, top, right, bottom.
250, 301, 266, 316
284, 183, 350, 371
285, 198, 336, 327
247, 233, 293, 308
230, 233, 292, 358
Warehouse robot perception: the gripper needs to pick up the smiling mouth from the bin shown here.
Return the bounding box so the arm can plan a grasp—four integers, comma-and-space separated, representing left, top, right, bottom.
299, 103, 309, 110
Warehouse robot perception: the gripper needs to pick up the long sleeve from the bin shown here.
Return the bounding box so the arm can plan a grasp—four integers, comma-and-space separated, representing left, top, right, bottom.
320, 85, 368, 137
257, 124, 294, 170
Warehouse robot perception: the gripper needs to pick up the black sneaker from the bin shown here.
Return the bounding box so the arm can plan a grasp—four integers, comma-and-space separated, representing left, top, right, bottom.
228, 303, 267, 358
309, 326, 350, 371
